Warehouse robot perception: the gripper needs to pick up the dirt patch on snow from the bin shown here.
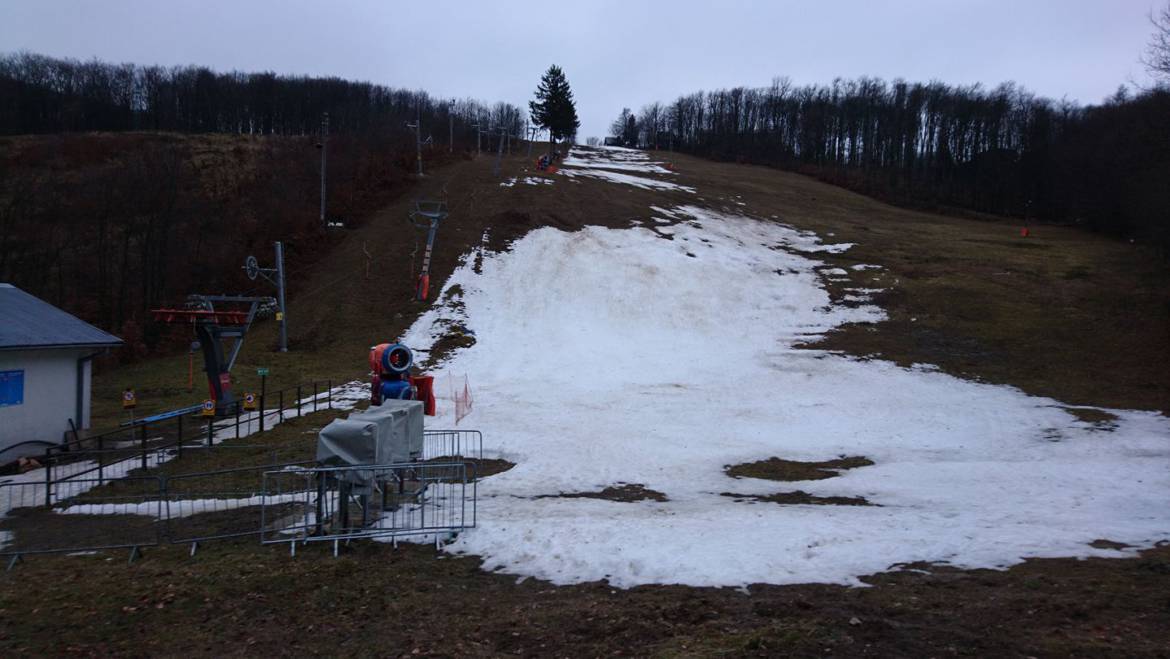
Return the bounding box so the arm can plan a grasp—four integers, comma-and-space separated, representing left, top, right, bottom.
536, 483, 668, 503
725, 456, 873, 482
1065, 407, 1120, 430
721, 491, 874, 506
1089, 539, 1132, 550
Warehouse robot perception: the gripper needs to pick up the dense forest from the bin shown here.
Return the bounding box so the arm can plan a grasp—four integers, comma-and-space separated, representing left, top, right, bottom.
615, 80, 1169, 252
0, 51, 525, 137
0, 52, 527, 359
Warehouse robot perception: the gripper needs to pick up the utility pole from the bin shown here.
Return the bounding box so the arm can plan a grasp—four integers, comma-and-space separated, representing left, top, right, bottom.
318, 112, 328, 225
274, 241, 288, 352
448, 100, 454, 153
406, 113, 423, 176
472, 123, 481, 155
493, 127, 506, 177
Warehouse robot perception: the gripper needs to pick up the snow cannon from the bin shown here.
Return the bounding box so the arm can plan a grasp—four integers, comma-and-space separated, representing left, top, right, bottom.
371, 343, 413, 375
369, 343, 418, 406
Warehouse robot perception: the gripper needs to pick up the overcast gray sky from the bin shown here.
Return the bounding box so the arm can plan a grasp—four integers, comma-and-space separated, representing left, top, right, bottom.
0, 0, 1161, 138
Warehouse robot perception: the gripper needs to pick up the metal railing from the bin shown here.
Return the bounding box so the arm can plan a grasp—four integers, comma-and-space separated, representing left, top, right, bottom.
421, 429, 483, 461
1, 459, 481, 561
0, 476, 164, 560
261, 462, 477, 554
40, 379, 337, 494
165, 461, 315, 547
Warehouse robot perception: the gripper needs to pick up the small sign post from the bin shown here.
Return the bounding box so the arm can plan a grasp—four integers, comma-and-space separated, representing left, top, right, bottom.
201, 399, 215, 446
257, 368, 269, 432
122, 388, 137, 424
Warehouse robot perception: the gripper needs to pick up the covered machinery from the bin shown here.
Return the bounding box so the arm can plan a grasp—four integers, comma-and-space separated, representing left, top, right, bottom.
316, 399, 425, 483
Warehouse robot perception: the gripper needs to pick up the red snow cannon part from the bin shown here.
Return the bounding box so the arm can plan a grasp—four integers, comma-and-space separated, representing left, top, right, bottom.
410, 375, 436, 416
417, 273, 431, 301
370, 374, 383, 405
369, 343, 392, 375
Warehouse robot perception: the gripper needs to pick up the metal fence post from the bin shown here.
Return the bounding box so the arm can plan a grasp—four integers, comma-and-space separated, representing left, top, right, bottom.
206, 417, 214, 447
44, 452, 52, 507
313, 382, 318, 412
176, 415, 184, 459
297, 384, 302, 417
279, 390, 284, 423
97, 434, 104, 485
236, 402, 241, 440
140, 424, 148, 471
328, 379, 332, 409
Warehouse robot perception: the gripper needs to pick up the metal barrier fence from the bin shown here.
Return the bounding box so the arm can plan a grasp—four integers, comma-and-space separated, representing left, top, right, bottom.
1, 460, 478, 561
34, 445, 284, 508
39, 380, 337, 493
0, 476, 163, 562
165, 461, 315, 549
261, 462, 477, 555
422, 429, 483, 461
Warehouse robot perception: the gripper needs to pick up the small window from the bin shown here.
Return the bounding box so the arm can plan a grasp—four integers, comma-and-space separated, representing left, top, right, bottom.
0, 370, 24, 407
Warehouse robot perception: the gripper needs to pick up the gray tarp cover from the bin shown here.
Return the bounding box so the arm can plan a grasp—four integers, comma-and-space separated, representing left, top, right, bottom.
316, 400, 424, 484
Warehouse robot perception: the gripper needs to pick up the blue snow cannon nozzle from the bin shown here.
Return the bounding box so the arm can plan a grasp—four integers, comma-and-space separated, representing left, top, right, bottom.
380, 343, 413, 374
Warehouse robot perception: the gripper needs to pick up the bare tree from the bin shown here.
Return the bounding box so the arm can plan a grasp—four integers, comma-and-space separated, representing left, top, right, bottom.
1143, 1, 1170, 82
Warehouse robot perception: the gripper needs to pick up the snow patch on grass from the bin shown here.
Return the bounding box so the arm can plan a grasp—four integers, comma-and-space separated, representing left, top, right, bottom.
559, 168, 695, 193
401, 196, 1170, 589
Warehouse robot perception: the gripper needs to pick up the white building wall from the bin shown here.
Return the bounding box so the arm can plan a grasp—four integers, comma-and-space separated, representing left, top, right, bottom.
0, 348, 87, 454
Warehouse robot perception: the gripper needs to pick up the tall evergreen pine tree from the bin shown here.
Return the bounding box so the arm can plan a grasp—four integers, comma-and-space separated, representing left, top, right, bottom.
529, 65, 580, 156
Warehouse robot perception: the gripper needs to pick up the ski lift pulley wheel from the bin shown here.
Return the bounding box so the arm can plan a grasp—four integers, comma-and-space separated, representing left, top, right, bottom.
244, 256, 259, 281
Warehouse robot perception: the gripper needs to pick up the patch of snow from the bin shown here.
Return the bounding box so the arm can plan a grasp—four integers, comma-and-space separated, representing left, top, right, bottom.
57, 493, 306, 519
401, 203, 1170, 589
561, 156, 675, 175
559, 167, 695, 193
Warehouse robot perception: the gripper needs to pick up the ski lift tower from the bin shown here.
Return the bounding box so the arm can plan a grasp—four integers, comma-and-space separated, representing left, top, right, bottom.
151, 295, 274, 413
243, 242, 289, 352
410, 200, 447, 301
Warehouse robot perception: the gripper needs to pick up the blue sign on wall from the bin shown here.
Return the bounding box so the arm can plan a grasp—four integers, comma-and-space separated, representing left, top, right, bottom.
0, 370, 24, 407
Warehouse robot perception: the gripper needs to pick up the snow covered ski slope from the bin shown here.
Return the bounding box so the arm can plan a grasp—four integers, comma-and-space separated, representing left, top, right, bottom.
404, 146, 1170, 588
